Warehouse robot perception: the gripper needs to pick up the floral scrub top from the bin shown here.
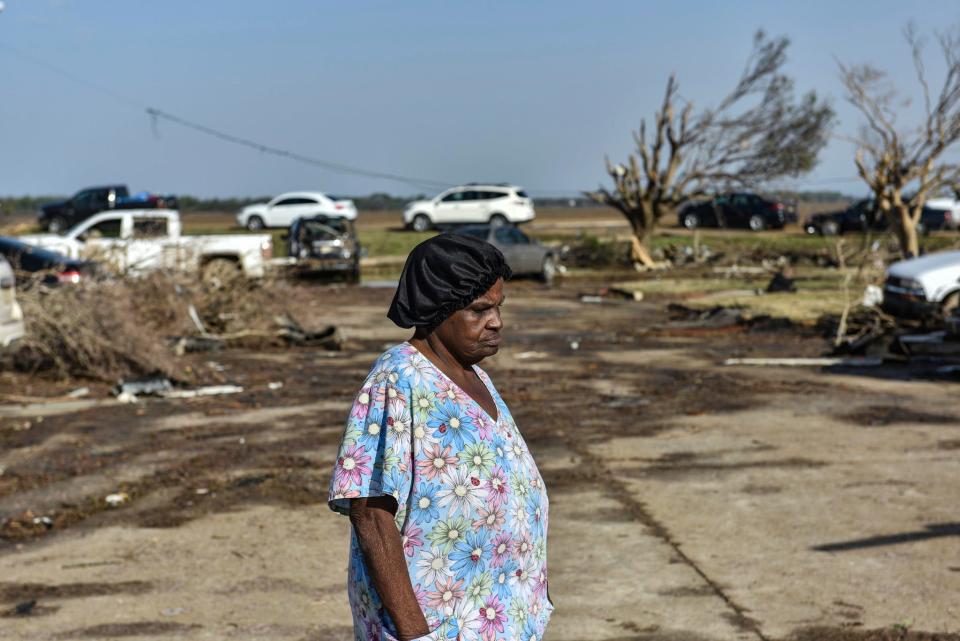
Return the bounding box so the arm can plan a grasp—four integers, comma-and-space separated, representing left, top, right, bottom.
329, 343, 552, 641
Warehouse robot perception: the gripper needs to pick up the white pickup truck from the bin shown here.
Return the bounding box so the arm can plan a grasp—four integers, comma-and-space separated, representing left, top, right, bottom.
882, 250, 960, 319
19, 210, 272, 279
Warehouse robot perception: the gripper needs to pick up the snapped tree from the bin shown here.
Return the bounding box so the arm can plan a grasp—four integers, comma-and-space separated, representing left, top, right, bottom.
588, 32, 833, 267
840, 25, 960, 259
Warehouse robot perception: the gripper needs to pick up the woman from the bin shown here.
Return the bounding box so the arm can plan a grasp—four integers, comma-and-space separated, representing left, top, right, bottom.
329, 233, 552, 641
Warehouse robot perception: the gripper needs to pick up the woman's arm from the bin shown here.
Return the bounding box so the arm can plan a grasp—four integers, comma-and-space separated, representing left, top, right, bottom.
350, 496, 431, 641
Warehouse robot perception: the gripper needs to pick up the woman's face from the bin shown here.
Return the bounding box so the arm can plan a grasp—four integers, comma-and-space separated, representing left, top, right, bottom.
434, 278, 505, 365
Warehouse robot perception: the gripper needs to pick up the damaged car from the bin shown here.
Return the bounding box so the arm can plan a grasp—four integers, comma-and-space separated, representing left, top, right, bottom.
287, 215, 362, 282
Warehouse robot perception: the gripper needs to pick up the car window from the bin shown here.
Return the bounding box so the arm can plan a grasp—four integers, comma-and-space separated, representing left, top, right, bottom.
494, 228, 516, 245
731, 194, 750, 207
73, 190, 99, 208
456, 228, 490, 240
81, 219, 122, 240
515, 190, 529, 199
132, 218, 169, 239
440, 191, 467, 203
508, 228, 529, 244
483, 191, 507, 200
276, 198, 314, 206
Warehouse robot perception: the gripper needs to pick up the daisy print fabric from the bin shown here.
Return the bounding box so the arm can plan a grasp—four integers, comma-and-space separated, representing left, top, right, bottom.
329, 343, 552, 641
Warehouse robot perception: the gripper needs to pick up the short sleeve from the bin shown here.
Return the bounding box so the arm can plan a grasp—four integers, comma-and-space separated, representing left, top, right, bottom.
328, 356, 414, 517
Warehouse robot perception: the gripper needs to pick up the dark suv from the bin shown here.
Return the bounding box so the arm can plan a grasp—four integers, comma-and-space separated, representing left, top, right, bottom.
678, 193, 791, 231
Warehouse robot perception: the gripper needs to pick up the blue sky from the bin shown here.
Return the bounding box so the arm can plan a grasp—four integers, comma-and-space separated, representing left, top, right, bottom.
0, 0, 957, 198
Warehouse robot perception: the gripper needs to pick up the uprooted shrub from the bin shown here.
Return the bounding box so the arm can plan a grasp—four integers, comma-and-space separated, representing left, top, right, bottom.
11, 278, 182, 382
9, 271, 313, 382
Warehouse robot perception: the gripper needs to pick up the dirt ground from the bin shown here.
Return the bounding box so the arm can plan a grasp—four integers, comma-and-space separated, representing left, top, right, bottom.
1, 278, 959, 641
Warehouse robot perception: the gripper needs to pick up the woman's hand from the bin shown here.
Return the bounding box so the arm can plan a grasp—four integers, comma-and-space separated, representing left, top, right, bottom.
350, 496, 431, 641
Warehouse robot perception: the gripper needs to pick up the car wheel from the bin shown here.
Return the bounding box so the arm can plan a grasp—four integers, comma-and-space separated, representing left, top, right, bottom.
246, 215, 265, 231
202, 258, 242, 289
540, 254, 557, 285
489, 214, 508, 228
748, 214, 766, 232
821, 220, 840, 236
48, 216, 67, 234
941, 291, 960, 317
412, 214, 432, 232
681, 212, 699, 230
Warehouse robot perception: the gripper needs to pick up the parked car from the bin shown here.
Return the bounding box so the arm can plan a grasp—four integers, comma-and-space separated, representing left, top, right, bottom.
38, 185, 178, 233
453, 225, 558, 283
236, 192, 357, 231
807, 198, 959, 236
804, 199, 881, 236
19, 210, 272, 280
0, 237, 95, 286
882, 249, 960, 319
287, 215, 361, 282
403, 184, 535, 232
678, 193, 791, 231
0, 256, 25, 349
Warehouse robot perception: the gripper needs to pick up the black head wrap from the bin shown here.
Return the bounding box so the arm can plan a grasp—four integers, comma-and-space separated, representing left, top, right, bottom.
388, 233, 512, 329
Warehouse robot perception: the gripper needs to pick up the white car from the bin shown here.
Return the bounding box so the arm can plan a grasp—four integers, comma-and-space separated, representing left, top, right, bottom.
0, 256, 25, 349
882, 249, 960, 319
403, 184, 535, 232
237, 191, 357, 230
20, 210, 273, 280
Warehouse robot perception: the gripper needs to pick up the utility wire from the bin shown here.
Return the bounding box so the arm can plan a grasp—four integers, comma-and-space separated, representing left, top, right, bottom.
0, 41, 454, 191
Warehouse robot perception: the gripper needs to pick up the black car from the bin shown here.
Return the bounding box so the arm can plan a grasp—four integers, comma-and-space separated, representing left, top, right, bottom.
38, 185, 178, 233
678, 193, 791, 231
806, 199, 953, 236
453, 225, 558, 283
804, 199, 881, 236
0, 237, 95, 286
287, 215, 361, 282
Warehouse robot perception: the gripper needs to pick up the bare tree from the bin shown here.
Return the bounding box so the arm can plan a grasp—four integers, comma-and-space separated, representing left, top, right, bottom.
840, 25, 960, 259
588, 32, 833, 267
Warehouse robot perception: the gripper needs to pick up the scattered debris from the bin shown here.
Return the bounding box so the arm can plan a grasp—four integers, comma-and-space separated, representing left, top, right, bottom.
569, 340, 581, 351
114, 376, 174, 398
861, 284, 883, 308
723, 357, 883, 367
161, 607, 187, 617
765, 270, 797, 293
31, 515, 53, 528
267, 381, 284, 390
194, 488, 209, 496
514, 351, 549, 360
10, 601, 36, 616
160, 385, 244, 399
116, 391, 138, 404
899, 332, 960, 357
66, 387, 90, 399
579, 295, 605, 304
105, 492, 130, 507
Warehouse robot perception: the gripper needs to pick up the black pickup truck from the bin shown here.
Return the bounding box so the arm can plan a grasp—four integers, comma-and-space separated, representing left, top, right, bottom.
38, 185, 178, 233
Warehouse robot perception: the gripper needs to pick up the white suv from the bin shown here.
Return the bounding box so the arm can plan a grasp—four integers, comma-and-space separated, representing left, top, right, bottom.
403, 184, 535, 232
237, 191, 357, 230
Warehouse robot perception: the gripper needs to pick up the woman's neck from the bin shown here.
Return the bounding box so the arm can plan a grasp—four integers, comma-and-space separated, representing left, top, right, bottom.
409, 334, 473, 377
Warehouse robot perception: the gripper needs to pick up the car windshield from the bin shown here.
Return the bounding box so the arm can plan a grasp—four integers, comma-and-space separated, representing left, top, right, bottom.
302, 218, 350, 239
455, 227, 489, 240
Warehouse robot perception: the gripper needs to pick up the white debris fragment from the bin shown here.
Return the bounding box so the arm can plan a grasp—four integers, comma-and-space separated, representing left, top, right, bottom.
105, 492, 130, 507
66, 387, 90, 399
267, 381, 284, 390
116, 392, 138, 404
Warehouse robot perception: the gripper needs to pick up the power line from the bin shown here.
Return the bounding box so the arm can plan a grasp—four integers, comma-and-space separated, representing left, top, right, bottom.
0, 41, 454, 191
